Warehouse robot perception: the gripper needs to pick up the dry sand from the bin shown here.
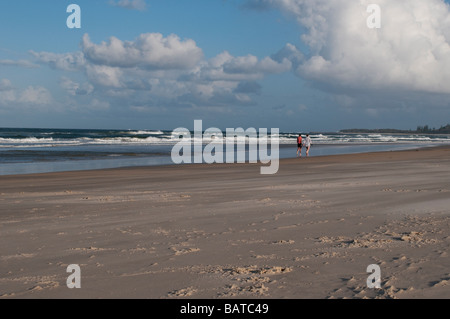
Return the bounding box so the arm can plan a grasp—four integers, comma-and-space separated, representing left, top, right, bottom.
0, 146, 449, 299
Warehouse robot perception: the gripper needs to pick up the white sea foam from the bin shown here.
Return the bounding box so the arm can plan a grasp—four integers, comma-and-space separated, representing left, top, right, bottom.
1, 132, 450, 148
127, 130, 165, 135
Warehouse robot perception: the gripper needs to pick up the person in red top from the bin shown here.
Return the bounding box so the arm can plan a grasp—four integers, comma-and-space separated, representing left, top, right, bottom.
297, 134, 303, 157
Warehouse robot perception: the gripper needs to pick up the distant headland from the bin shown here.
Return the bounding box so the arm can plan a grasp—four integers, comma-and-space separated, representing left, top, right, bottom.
341, 124, 450, 134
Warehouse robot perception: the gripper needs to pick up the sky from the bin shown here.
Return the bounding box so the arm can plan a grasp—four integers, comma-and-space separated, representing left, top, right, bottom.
1, 0, 450, 132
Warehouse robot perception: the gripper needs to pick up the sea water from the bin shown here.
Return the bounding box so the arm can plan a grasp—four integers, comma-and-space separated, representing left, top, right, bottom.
0, 128, 449, 175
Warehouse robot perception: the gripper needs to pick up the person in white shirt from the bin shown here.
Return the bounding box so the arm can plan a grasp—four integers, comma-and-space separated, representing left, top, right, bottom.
304, 134, 312, 157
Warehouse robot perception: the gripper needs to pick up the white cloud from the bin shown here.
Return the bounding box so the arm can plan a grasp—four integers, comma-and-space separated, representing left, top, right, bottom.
0, 79, 13, 91
81, 33, 204, 70
271, 43, 304, 69
0, 79, 16, 105
31, 51, 85, 71
223, 54, 291, 75
18, 86, 52, 105
30, 32, 296, 110
233, 81, 262, 94
253, 0, 450, 95
110, 0, 147, 11
85, 64, 123, 88
60, 77, 94, 96
0, 80, 53, 109
0, 91, 16, 106
185, 50, 292, 83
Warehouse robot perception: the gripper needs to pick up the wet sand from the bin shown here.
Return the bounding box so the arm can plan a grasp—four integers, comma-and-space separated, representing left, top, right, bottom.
1, 146, 449, 299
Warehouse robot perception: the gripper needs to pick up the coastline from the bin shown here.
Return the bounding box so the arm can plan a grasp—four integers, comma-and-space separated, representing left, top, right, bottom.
0, 142, 443, 177
1, 146, 449, 298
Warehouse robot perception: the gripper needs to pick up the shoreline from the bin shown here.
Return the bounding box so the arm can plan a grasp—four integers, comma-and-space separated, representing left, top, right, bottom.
1, 145, 449, 298
1, 143, 446, 178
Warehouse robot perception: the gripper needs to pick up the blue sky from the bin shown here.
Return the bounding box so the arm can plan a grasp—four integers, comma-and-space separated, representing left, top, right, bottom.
1, 0, 450, 131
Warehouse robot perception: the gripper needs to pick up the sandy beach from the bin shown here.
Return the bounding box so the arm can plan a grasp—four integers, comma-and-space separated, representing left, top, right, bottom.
0, 146, 449, 299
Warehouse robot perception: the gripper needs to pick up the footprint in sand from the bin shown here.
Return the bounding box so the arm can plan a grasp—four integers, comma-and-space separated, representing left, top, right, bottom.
168, 287, 197, 297
1, 253, 36, 261
218, 265, 292, 297
330, 276, 411, 299
170, 247, 201, 256
430, 275, 450, 288
271, 240, 295, 245
28, 281, 60, 292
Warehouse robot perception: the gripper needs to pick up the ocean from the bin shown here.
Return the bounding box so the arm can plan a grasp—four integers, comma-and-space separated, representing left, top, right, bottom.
1, 128, 449, 175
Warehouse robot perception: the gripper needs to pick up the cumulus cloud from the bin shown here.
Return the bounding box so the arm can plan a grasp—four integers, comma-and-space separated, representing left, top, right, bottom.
233, 81, 262, 94
30, 32, 295, 110
0, 79, 16, 105
271, 43, 304, 69
60, 77, 94, 96
81, 33, 203, 70
0, 79, 53, 108
85, 64, 123, 88
18, 86, 52, 105
246, 0, 450, 95
223, 54, 292, 75
110, 0, 147, 11
31, 51, 85, 71
182, 50, 292, 83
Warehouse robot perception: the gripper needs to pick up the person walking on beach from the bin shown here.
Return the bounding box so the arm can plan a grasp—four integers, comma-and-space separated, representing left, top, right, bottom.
297, 134, 303, 157
305, 134, 312, 157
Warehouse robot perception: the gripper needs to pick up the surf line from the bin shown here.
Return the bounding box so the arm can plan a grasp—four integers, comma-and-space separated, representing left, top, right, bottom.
171, 120, 279, 175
